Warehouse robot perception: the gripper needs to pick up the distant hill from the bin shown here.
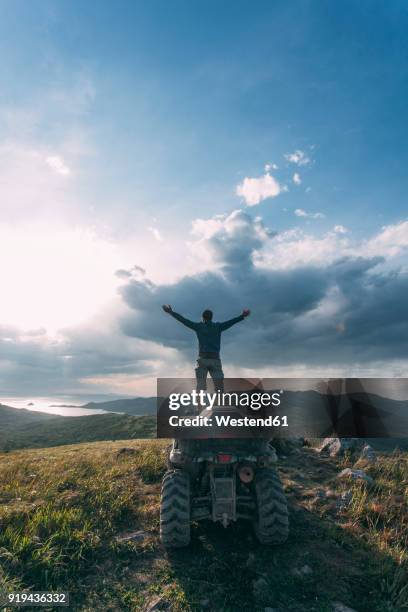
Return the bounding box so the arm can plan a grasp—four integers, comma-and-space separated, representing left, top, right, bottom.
0, 403, 155, 451
2, 390, 407, 453
82, 396, 157, 415
0, 403, 58, 427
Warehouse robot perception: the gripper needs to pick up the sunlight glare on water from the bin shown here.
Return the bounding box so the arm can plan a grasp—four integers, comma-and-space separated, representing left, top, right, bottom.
0, 397, 113, 417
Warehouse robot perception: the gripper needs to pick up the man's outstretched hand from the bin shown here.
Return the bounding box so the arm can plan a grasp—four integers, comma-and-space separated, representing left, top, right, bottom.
162, 304, 173, 313
242, 308, 251, 318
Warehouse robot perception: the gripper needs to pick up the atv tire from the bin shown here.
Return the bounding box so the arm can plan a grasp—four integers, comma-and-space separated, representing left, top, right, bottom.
160, 469, 191, 548
253, 468, 289, 545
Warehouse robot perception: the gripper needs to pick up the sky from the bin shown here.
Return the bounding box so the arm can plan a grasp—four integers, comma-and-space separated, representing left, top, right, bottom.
1, 0, 408, 400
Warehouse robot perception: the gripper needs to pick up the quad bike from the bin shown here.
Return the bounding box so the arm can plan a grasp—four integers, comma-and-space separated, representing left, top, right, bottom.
160, 436, 289, 547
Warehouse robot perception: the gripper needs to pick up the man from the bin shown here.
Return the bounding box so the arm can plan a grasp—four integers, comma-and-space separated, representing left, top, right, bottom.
162, 304, 250, 391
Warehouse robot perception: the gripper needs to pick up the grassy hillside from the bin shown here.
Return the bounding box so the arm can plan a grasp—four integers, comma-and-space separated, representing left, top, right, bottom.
0, 440, 406, 611
0, 405, 156, 451
0, 404, 58, 427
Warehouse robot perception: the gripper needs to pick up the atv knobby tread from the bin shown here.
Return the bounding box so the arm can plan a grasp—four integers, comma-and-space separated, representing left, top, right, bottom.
253, 468, 289, 545
160, 469, 191, 548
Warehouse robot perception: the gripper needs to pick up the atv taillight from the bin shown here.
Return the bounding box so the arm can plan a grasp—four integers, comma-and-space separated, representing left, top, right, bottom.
217, 453, 233, 463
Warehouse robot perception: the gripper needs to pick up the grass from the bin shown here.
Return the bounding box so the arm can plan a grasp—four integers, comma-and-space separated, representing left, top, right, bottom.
339, 451, 407, 559
0, 440, 406, 611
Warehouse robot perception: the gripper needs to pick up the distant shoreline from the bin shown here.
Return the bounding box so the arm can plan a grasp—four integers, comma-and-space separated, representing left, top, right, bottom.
1, 396, 157, 418
49, 404, 82, 408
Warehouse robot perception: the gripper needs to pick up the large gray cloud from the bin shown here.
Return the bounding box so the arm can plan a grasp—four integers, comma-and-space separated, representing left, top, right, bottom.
118, 212, 408, 369
0, 317, 168, 398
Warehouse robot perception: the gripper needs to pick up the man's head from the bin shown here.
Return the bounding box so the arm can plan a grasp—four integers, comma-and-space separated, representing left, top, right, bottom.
202, 309, 213, 322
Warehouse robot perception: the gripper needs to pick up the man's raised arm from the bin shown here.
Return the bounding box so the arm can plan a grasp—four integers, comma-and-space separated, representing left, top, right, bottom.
219, 309, 251, 331
162, 305, 198, 330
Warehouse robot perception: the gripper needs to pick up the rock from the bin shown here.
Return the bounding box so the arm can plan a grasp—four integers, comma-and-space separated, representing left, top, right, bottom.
337, 468, 374, 485
264, 608, 280, 612
358, 444, 377, 463
116, 530, 148, 543
116, 447, 137, 456
199, 599, 210, 609
144, 595, 169, 612
270, 438, 304, 455
318, 438, 363, 457
268, 446, 278, 463
336, 490, 353, 509
61, 491, 81, 506
246, 553, 256, 569
332, 603, 357, 612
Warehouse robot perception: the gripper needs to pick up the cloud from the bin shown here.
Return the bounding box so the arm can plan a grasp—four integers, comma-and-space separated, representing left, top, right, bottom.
294, 208, 325, 219
264, 163, 278, 172
0, 312, 177, 397
132, 264, 146, 275
236, 172, 283, 206
334, 224, 348, 234
293, 172, 302, 185
284, 149, 311, 166
115, 265, 146, 280
117, 211, 408, 373
0, 223, 121, 332
115, 269, 132, 279
258, 228, 349, 270
0, 143, 74, 222
361, 220, 408, 258
46, 155, 71, 176
258, 220, 408, 271
0, 79, 95, 226
189, 209, 275, 270
148, 226, 163, 241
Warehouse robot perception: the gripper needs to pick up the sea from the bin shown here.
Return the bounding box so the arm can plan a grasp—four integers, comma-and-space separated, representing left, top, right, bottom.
0, 396, 121, 417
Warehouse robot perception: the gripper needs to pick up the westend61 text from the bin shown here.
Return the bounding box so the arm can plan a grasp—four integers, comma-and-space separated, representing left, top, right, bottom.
168, 390, 282, 411
168, 414, 289, 427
